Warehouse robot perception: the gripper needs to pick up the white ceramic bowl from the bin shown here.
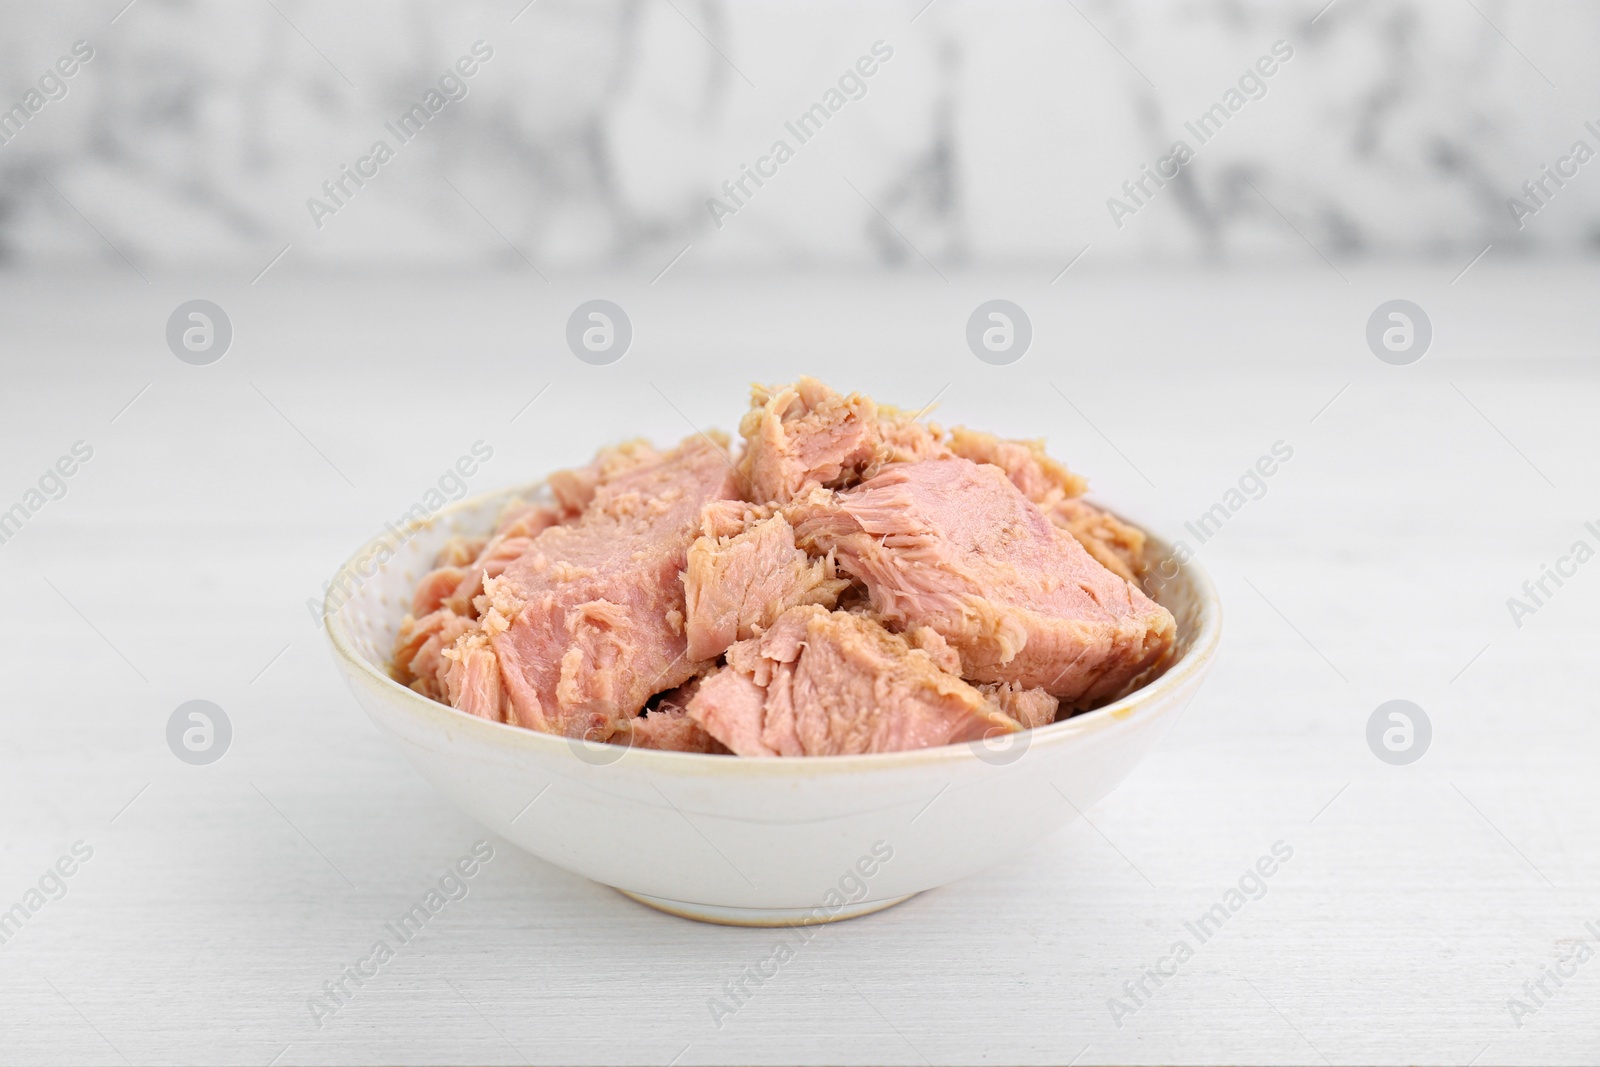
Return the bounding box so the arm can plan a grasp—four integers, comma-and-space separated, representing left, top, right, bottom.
325, 482, 1221, 926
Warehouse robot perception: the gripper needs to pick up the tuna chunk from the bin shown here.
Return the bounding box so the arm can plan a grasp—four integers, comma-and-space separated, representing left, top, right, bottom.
624, 707, 725, 752
442, 533, 539, 617
905, 625, 961, 674
491, 500, 565, 541
863, 405, 952, 480
682, 511, 849, 660
392, 607, 476, 699
1049, 498, 1147, 584
683, 669, 769, 755
686, 605, 1021, 757
788, 457, 1174, 709
737, 379, 880, 503
409, 535, 486, 615
978, 682, 1060, 729
486, 436, 740, 739
442, 631, 509, 721
411, 566, 469, 617
434, 536, 490, 567
947, 427, 1086, 505
546, 439, 662, 515
736, 378, 952, 504
697, 498, 773, 540
398, 503, 567, 686
944, 428, 1144, 581
408, 504, 562, 619
617, 680, 728, 753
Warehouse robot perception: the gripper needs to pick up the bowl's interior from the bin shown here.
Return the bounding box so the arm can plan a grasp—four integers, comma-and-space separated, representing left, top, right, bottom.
326, 480, 1217, 741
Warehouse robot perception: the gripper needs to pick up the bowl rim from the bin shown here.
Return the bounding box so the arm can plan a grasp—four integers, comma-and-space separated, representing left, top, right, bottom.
324, 478, 1222, 777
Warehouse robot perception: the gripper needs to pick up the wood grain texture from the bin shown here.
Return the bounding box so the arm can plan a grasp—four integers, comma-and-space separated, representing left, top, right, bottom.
0, 268, 1596, 1066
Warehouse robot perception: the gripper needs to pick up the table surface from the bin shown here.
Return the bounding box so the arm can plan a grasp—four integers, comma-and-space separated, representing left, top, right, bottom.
1, 264, 1597, 1066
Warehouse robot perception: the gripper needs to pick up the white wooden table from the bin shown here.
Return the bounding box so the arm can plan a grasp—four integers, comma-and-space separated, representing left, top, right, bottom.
1, 265, 1596, 1065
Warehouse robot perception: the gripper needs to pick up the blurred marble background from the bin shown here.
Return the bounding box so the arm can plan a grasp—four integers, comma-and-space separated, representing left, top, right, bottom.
0, 0, 1596, 273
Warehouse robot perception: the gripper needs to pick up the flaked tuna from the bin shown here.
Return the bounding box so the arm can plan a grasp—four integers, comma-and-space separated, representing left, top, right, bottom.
737, 379, 880, 503
686, 605, 1023, 757
392, 377, 1181, 756
977, 681, 1060, 730
434, 536, 490, 567
736, 377, 950, 504
861, 404, 952, 480
616, 679, 728, 753
410, 566, 469, 617
441, 533, 540, 617
442, 632, 508, 721
946, 427, 1086, 505
547, 439, 662, 516
788, 457, 1174, 709
682, 510, 849, 660
396, 505, 564, 689
1049, 497, 1147, 584
392, 607, 476, 700
486, 436, 740, 739
905, 625, 961, 674
945, 427, 1146, 581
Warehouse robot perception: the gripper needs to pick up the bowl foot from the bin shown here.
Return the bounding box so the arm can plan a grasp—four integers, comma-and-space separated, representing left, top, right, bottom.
615, 888, 918, 926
